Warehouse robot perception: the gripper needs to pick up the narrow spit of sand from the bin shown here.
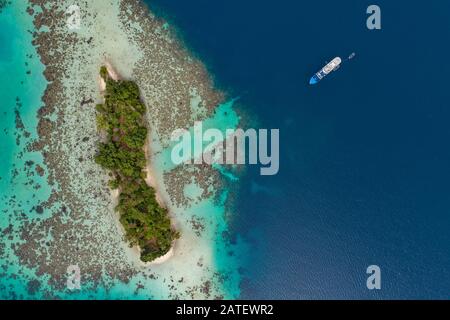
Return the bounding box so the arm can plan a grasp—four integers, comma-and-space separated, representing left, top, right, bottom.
100, 62, 175, 266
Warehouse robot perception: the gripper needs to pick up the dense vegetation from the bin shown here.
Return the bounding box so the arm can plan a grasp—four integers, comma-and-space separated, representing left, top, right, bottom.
95, 66, 178, 262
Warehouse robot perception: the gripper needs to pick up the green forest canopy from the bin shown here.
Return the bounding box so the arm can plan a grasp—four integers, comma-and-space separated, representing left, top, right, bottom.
95, 66, 179, 262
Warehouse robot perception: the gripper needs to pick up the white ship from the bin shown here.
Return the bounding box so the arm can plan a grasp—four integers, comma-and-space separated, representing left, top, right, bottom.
309, 57, 342, 85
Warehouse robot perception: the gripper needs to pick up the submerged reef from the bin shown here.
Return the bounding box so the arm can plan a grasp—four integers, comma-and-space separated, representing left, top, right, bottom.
95, 67, 178, 262
0, 0, 245, 299
0, 0, 11, 12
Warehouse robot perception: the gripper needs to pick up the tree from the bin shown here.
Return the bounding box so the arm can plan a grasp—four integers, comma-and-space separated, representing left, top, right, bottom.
94, 66, 178, 262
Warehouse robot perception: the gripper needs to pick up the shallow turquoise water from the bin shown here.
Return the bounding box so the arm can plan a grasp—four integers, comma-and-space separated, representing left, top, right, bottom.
0, 1, 53, 299
0, 1, 246, 299
156, 99, 240, 171
0, 2, 49, 202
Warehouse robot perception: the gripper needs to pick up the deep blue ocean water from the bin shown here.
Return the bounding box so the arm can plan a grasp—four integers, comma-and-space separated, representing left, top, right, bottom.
146, 0, 450, 298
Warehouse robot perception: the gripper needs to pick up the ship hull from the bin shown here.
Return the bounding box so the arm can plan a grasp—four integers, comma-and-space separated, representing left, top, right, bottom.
309, 57, 342, 85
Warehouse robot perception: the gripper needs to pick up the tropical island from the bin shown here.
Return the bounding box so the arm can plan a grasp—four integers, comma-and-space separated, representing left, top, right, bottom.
95, 66, 179, 262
